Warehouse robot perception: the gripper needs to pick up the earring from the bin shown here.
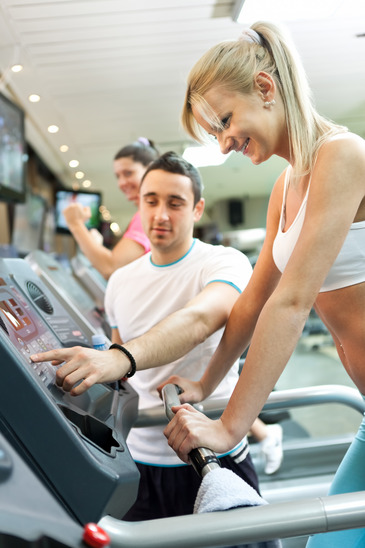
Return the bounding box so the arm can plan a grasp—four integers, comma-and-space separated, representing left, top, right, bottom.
264, 99, 276, 108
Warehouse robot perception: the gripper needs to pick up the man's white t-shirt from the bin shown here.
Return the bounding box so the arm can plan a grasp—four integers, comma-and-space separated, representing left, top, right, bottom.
105, 239, 252, 465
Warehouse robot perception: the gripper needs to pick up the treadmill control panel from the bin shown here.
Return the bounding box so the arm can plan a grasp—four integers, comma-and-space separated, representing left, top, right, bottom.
0, 275, 60, 387
26, 250, 111, 340
6, 257, 91, 348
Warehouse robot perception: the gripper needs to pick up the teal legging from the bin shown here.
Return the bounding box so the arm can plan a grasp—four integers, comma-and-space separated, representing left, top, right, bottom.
306, 395, 365, 547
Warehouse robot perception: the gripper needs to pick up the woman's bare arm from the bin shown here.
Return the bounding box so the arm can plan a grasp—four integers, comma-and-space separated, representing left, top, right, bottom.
165, 135, 365, 462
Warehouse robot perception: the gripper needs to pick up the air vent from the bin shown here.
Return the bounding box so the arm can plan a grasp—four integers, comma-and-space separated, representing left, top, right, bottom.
26, 281, 54, 315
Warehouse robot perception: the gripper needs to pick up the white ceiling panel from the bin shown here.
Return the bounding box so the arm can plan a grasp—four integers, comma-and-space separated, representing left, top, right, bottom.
0, 0, 364, 227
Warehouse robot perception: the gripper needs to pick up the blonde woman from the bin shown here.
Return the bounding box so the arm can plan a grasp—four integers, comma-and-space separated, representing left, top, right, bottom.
163, 21, 365, 547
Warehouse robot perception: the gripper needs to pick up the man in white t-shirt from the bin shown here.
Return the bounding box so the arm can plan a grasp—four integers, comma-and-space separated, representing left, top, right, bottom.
31, 152, 259, 521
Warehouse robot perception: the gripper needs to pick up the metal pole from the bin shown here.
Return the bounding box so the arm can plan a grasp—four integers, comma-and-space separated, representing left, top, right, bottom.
100, 491, 365, 548
134, 384, 365, 427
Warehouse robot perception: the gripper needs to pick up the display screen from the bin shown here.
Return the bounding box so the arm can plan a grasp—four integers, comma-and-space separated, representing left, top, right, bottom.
55, 189, 102, 234
0, 276, 60, 386
0, 92, 26, 203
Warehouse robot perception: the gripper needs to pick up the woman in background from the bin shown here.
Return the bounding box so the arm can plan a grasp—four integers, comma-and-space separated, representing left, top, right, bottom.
63, 137, 159, 279
164, 21, 365, 547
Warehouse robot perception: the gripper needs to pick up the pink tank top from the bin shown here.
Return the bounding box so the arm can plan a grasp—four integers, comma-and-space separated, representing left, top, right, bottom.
123, 211, 151, 253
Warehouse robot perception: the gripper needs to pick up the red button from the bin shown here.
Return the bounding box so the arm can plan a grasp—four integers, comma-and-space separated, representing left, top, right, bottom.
83, 523, 110, 547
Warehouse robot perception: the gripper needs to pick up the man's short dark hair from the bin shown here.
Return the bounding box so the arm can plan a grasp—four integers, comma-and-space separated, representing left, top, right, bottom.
141, 151, 203, 205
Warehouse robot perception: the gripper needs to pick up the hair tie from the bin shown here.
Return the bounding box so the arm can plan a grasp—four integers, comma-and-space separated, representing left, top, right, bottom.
239, 28, 261, 45
137, 137, 150, 147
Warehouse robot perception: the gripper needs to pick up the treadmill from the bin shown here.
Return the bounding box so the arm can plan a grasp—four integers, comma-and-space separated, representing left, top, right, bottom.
71, 252, 107, 310
26, 250, 111, 342
0, 258, 139, 525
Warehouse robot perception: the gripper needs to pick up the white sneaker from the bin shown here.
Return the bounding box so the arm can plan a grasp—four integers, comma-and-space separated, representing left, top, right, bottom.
261, 424, 283, 475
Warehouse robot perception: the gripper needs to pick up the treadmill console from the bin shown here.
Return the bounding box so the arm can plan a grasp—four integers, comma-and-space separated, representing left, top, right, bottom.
0, 258, 139, 525
26, 250, 111, 341
2, 258, 91, 349
71, 253, 107, 310
0, 270, 62, 387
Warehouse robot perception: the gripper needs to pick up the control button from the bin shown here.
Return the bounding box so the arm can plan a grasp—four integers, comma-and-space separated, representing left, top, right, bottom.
83, 523, 110, 547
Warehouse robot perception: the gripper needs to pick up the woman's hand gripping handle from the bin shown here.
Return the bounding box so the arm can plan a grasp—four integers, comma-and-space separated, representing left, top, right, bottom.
161, 384, 221, 478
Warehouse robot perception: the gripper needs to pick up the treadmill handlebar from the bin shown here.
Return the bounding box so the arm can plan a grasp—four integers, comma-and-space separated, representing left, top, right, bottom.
100, 490, 365, 548
162, 384, 221, 478
136, 384, 365, 427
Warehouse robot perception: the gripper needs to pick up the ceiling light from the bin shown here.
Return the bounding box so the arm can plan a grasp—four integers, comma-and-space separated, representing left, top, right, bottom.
233, 0, 346, 24
11, 64, 23, 73
60, 145, 69, 152
183, 144, 231, 168
82, 180, 91, 188
69, 159, 79, 168
102, 210, 111, 221
110, 222, 121, 235
75, 171, 84, 179
28, 94, 40, 103
47, 125, 59, 133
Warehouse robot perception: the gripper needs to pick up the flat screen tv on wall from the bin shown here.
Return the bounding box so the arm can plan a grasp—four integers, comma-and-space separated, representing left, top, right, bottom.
0, 92, 26, 203
54, 189, 102, 234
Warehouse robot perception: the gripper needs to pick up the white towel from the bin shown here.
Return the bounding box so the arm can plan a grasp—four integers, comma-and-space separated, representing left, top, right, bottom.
194, 467, 267, 514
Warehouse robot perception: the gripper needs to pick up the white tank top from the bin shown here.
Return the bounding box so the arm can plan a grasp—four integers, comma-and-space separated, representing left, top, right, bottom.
272, 167, 365, 292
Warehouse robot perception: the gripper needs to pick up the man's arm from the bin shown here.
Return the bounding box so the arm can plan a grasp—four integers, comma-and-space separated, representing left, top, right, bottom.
123, 281, 238, 369
30, 282, 240, 395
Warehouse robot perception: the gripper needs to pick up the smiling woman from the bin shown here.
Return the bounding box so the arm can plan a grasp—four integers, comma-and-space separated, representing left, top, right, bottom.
181, 23, 346, 176
191, 85, 285, 165
163, 20, 365, 548
62, 138, 159, 279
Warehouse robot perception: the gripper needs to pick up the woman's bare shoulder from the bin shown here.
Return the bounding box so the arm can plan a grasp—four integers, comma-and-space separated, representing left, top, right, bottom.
319, 132, 365, 162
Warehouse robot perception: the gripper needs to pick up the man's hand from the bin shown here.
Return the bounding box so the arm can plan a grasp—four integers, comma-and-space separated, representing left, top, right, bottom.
30, 346, 129, 395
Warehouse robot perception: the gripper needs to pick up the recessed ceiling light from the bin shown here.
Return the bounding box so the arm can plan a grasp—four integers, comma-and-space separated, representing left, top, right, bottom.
60, 145, 69, 152
110, 222, 121, 234
11, 64, 23, 73
102, 210, 111, 221
28, 94, 40, 103
69, 159, 79, 168
47, 125, 59, 133
75, 171, 84, 179
82, 180, 91, 188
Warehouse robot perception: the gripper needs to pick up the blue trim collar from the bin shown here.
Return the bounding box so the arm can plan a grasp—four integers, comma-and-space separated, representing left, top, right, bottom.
150, 239, 196, 268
